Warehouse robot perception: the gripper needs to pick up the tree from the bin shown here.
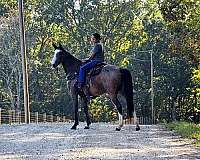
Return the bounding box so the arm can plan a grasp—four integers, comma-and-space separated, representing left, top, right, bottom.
0, 15, 22, 111
0, 0, 199, 122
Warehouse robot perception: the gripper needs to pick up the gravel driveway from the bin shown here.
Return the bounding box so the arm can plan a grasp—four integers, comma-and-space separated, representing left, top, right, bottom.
0, 122, 199, 160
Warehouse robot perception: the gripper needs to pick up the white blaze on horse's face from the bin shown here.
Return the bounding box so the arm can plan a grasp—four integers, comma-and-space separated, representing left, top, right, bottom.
51, 49, 61, 65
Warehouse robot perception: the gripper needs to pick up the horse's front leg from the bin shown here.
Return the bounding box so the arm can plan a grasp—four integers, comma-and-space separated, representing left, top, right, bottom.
71, 94, 79, 130
81, 96, 91, 129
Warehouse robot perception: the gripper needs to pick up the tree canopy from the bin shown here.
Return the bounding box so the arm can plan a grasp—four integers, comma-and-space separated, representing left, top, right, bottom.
0, 0, 199, 122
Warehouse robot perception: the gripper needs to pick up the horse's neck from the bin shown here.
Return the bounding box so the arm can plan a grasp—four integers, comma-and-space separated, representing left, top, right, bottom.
62, 55, 81, 76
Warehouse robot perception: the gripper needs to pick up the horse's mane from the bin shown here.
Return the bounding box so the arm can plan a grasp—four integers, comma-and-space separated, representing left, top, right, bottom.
61, 48, 82, 76
62, 49, 81, 64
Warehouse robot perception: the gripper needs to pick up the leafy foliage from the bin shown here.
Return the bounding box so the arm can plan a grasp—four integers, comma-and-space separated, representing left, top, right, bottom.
165, 121, 200, 146
0, 0, 199, 122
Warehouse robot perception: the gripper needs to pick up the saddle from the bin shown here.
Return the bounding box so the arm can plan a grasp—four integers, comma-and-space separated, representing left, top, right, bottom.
66, 62, 106, 82
86, 62, 106, 78
82, 62, 106, 101
68, 62, 106, 101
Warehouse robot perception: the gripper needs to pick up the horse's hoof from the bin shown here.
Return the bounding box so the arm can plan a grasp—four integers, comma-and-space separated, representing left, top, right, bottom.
71, 126, 77, 130
116, 127, 121, 131
84, 126, 90, 129
136, 127, 140, 131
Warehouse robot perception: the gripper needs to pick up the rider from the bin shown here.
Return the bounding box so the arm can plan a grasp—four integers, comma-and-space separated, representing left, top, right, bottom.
78, 33, 104, 90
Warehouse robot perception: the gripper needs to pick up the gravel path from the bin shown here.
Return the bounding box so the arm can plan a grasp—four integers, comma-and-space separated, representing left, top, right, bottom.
0, 123, 199, 160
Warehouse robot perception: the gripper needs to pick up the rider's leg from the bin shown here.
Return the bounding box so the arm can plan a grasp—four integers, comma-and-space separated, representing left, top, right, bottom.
78, 60, 99, 88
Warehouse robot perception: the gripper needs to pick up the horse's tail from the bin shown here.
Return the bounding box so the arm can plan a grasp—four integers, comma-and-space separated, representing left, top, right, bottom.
120, 68, 134, 118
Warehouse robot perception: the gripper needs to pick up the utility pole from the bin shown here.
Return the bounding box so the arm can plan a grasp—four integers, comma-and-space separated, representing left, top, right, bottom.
18, 0, 30, 123
150, 50, 154, 124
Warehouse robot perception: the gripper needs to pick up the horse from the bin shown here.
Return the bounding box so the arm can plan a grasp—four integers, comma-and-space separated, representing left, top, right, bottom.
51, 43, 140, 131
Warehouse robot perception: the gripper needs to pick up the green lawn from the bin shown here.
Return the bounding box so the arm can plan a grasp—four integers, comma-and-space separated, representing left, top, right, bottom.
165, 121, 200, 147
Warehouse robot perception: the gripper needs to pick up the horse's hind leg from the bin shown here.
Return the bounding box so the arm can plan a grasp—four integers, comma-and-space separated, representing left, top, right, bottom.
133, 111, 140, 131
81, 96, 91, 129
110, 95, 123, 131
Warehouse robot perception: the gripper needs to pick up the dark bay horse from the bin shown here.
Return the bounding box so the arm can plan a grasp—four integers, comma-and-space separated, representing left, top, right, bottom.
51, 43, 140, 131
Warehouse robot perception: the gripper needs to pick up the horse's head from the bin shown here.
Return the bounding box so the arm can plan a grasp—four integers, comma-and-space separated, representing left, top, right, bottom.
51, 43, 65, 68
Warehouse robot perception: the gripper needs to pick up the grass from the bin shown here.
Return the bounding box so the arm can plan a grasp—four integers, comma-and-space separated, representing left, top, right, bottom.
165, 121, 200, 147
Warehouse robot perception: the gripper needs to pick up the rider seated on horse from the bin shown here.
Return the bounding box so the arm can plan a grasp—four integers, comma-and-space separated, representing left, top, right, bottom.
78, 33, 104, 90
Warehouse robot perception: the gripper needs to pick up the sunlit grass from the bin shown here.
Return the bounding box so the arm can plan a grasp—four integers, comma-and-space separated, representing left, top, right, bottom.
165, 121, 200, 147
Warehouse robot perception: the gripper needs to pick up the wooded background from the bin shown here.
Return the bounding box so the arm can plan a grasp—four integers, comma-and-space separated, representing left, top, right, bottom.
0, 0, 199, 122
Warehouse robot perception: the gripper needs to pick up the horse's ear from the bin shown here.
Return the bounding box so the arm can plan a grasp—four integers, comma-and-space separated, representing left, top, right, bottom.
52, 43, 57, 49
